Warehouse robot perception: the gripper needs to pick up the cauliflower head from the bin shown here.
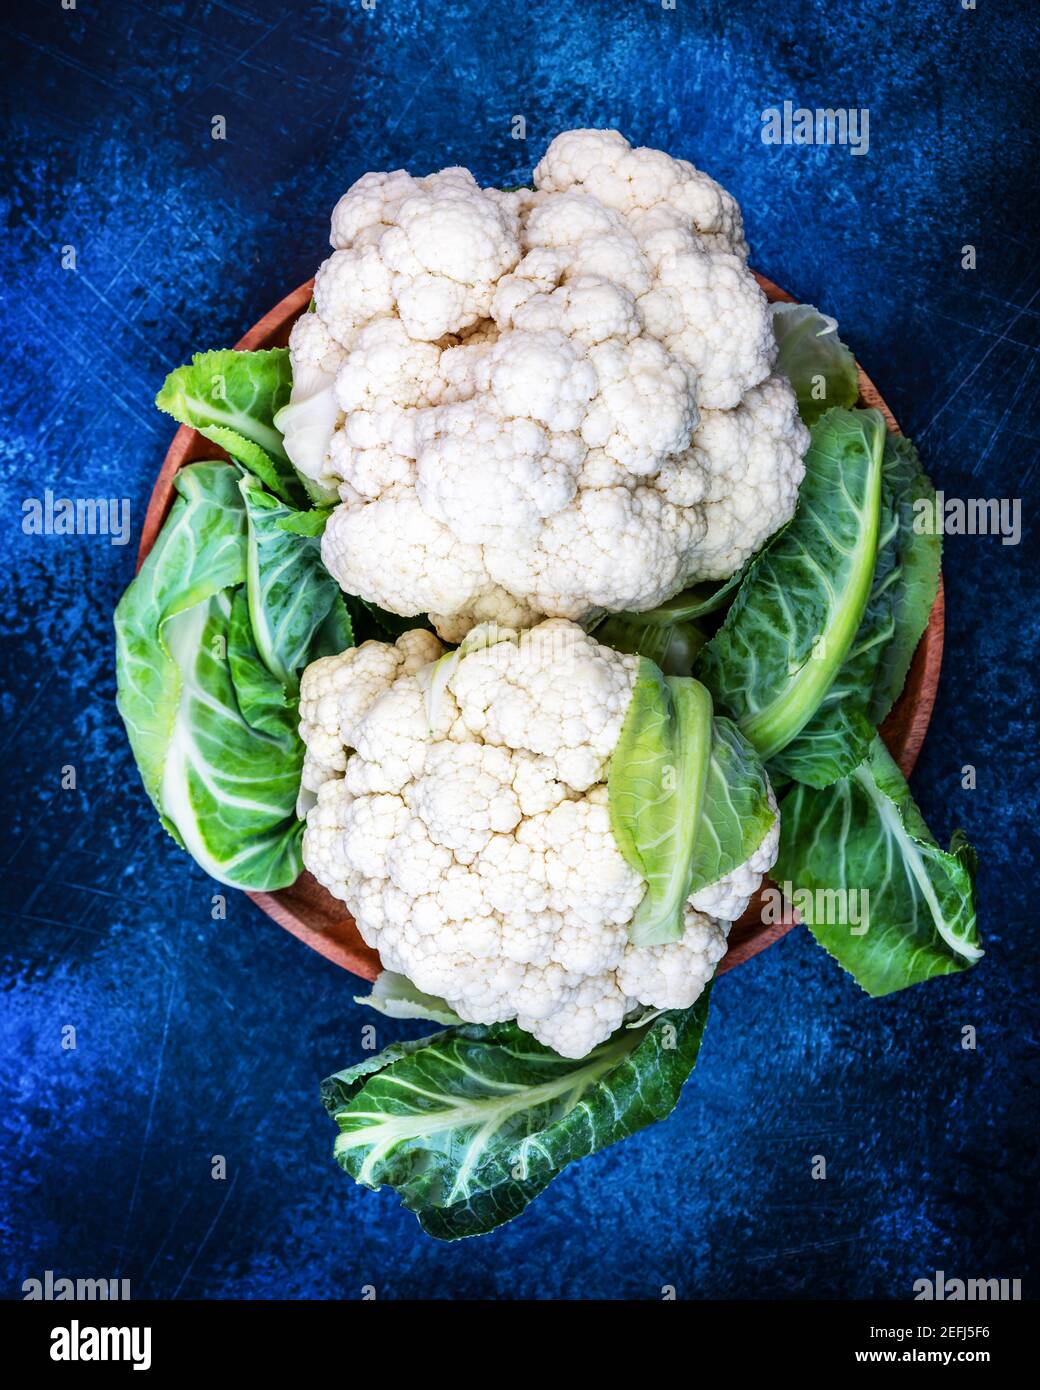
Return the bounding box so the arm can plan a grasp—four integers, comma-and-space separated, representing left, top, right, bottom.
299, 619, 779, 1058
277, 129, 809, 641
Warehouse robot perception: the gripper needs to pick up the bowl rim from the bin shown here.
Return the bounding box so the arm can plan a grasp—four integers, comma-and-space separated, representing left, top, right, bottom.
138, 273, 945, 983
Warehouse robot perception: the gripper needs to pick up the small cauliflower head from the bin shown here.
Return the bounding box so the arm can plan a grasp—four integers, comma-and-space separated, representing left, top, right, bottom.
277, 130, 809, 639
299, 619, 779, 1058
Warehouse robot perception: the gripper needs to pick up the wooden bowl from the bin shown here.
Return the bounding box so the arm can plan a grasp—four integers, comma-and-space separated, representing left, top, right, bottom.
139, 275, 945, 982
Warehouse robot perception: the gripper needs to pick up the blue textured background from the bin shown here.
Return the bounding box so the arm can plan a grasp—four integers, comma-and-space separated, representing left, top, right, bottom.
2, 0, 1037, 1300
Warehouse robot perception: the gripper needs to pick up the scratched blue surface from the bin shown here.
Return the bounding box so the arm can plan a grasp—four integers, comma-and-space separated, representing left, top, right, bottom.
1, 0, 1037, 1301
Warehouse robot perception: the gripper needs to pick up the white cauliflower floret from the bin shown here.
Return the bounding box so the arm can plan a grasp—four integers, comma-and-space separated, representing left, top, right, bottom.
350, 677, 441, 791
324, 166, 521, 343
449, 619, 636, 787
314, 246, 395, 345
329, 169, 418, 248
519, 795, 643, 930
637, 240, 775, 409
288, 311, 348, 381
661, 374, 809, 580
580, 335, 698, 471
615, 908, 729, 1010
322, 487, 489, 621
522, 975, 629, 1060
300, 621, 779, 1058
414, 401, 583, 545
301, 778, 359, 904
504, 274, 642, 346
533, 128, 749, 260
297, 629, 443, 781
429, 588, 542, 646
280, 128, 807, 639
408, 742, 522, 861
522, 194, 653, 300
483, 484, 703, 621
